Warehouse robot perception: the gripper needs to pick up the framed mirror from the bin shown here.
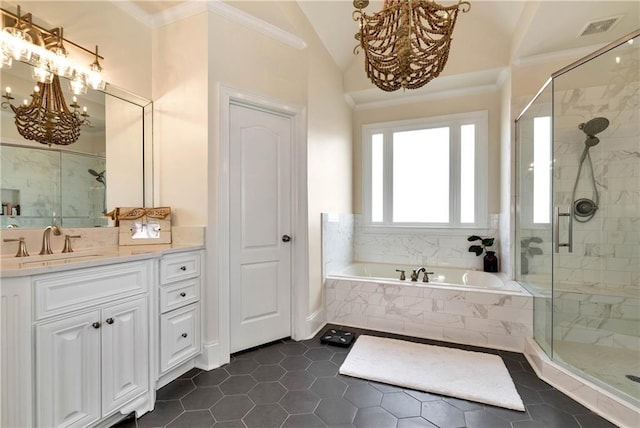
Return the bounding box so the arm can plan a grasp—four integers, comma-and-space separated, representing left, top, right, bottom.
0, 59, 153, 228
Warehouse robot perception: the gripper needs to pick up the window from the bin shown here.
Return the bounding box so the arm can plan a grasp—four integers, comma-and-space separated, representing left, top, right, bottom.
363, 111, 488, 228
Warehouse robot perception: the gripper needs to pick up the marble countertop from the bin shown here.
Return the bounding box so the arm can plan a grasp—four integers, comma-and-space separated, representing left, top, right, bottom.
0, 243, 204, 278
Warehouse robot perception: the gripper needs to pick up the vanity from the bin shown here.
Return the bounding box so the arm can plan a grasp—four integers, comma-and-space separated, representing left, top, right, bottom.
1, 243, 205, 428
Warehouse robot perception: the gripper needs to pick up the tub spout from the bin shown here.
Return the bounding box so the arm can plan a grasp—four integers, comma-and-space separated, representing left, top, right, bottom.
411, 267, 426, 281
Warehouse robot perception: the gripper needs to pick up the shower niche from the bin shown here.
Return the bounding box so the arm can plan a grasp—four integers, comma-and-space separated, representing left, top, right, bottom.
515, 29, 639, 411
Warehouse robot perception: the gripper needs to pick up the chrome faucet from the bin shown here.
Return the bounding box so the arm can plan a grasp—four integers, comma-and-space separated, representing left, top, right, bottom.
40, 225, 62, 255
411, 267, 426, 281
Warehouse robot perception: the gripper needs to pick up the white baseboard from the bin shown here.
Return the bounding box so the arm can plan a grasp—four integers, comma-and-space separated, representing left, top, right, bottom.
524, 337, 639, 428
195, 340, 221, 371
304, 307, 326, 340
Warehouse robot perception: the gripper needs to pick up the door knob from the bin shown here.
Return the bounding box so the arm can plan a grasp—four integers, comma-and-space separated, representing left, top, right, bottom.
282, 234, 291, 243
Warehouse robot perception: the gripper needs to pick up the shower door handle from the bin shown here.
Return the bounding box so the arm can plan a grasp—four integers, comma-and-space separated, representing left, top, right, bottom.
554, 206, 573, 253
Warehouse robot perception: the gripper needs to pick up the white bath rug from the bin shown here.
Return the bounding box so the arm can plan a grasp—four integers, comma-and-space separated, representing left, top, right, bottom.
339, 335, 525, 411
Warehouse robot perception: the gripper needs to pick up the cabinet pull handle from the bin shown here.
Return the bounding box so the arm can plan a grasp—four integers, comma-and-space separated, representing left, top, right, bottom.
106, 318, 114, 325
181, 333, 188, 338
180, 266, 187, 271
179, 292, 187, 297
92, 322, 101, 329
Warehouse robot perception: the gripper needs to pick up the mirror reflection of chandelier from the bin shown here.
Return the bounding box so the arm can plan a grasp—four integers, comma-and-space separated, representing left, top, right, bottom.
353, 0, 471, 92
0, 5, 104, 146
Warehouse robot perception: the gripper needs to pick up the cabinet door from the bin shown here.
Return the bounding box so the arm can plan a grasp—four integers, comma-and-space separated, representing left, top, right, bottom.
101, 297, 149, 415
36, 310, 101, 428
160, 303, 201, 373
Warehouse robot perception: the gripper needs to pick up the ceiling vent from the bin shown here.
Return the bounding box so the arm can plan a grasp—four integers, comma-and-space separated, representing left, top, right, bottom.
578, 15, 623, 37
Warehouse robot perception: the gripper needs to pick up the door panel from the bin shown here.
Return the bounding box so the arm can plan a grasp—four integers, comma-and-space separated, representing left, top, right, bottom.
230, 103, 292, 353
36, 310, 101, 428
101, 298, 148, 415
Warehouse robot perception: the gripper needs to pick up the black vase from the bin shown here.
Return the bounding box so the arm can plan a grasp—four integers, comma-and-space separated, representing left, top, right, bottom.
483, 251, 498, 272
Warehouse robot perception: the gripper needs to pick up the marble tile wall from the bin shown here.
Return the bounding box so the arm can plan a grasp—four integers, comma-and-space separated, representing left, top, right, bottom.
353, 214, 502, 271
325, 278, 533, 352
321, 213, 355, 277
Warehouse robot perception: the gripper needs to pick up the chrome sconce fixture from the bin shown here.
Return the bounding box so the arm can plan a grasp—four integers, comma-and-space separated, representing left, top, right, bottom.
352, 0, 470, 92
0, 5, 104, 146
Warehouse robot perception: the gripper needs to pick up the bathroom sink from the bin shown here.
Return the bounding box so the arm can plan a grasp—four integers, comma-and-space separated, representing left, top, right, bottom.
20, 254, 104, 266
1, 251, 107, 269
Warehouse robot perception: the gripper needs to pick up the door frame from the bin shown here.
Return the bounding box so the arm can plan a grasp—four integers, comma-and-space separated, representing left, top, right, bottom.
217, 84, 309, 364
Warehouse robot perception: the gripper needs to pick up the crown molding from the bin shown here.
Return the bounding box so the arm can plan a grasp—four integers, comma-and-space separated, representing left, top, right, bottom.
207, 1, 307, 50
111, 1, 154, 28
513, 43, 608, 67
152, 1, 208, 28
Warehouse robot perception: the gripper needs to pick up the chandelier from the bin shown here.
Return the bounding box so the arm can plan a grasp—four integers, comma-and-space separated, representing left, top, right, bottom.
353, 0, 471, 92
0, 5, 104, 146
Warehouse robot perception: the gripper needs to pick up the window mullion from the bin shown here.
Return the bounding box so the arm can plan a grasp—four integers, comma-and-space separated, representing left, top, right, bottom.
450, 124, 461, 226
383, 130, 394, 224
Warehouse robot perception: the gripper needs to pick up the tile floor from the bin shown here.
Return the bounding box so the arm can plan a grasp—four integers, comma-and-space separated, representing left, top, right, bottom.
114, 325, 617, 428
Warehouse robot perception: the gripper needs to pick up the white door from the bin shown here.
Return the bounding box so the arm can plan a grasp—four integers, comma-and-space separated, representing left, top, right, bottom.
229, 103, 292, 353
36, 310, 101, 428
101, 297, 149, 415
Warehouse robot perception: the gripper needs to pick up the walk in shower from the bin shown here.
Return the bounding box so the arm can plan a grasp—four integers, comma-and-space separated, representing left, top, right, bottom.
515, 30, 639, 409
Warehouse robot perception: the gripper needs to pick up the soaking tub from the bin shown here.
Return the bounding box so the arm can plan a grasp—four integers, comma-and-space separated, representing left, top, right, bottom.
324, 262, 533, 352
329, 262, 522, 292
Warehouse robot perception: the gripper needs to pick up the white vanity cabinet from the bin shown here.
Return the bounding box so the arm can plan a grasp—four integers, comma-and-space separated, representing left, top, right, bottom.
158, 250, 203, 379
1, 259, 154, 428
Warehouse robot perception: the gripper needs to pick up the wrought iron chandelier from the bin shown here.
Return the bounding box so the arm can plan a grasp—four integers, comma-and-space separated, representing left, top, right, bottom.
0, 5, 104, 146
353, 0, 471, 92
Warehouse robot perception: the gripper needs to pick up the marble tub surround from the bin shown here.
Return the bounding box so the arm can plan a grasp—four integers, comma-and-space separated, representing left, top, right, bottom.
0, 226, 205, 258
321, 213, 354, 277
325, 277, 533, 352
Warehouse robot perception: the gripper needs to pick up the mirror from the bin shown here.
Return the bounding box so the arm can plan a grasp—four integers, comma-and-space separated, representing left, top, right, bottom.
0, 59, 152, 228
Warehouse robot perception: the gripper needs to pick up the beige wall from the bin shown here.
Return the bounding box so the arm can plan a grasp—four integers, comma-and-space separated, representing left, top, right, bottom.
352, 91, 502, 215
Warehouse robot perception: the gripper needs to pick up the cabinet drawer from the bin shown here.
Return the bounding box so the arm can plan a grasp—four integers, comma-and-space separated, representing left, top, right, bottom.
160, 278, 200, 313
34, 261, 149, 320
160, 304, 201, 373
160, 252, 200, 284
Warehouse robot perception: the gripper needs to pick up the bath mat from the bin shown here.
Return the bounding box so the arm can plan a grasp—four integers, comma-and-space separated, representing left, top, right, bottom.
339, 335, 525, 411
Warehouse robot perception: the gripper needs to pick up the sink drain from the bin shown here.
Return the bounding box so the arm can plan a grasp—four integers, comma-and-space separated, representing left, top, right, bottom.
626, 375, 640, 383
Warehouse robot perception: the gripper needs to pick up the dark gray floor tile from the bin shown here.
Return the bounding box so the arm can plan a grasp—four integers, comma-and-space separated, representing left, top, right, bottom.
421, 400, 466, 428
219, 375, 257, 395
574, 412, 619, 428
178, 367, 204, 379
443, 396, 483, 411
110, 413, 136, 428
254, 348, 285, 365
526, 403, 581, 427
226, 358, 259, 375
166, 410, 214, 428
515, 384, 544, 405
251, 364, 285, 382
381, 392, 422, 418
194, 368, 230, 387
308, 361, 339, 377
463, 409, 512, 428
243, 404, 288, 428
181, 386, 223, 410
282, 413, 327, 428
369, 381, 404, 393
315, 398, 357, 425
279, 390, 321, 414
306, 347, 335, 361
344, 383, 383, 408
485, 405, 531, 422
353, 406, 397, 428
511, 371, 553, 391
210, 395, 254, 421
280, 371, 316, 390
156, 379, 195, 400
280, 355, 312, 371
281, 343, 308, 355
212, 420, 246, 428
137, 400, 183, 428
311, 377, 348, 398
404, 389, 442, 402
397, 416, 438, 428
330, 352, 348, 366
248, 382, 286, 404
539, 389, 592, 415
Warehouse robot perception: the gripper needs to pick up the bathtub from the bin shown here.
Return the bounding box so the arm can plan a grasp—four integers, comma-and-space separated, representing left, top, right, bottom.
328, 262, 522, 292
324, 262, 532, 352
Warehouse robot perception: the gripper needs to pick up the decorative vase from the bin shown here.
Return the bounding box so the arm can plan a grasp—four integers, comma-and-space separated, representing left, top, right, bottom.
483, 251, 498, 272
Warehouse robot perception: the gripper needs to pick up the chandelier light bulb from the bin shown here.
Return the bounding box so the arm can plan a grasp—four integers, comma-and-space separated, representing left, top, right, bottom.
32, 62, 53, 84
69, 72, 87, 95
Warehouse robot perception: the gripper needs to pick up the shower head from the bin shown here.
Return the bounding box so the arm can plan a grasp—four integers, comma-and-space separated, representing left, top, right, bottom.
88, 169, 106, 184
579, 117, 609, 137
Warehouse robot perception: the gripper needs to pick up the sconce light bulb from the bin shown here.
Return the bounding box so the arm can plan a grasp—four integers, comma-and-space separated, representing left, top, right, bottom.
82, 106, 87, 113
73, 96, 77, 103
615, 56, 621, 64
5, 87, 11, 95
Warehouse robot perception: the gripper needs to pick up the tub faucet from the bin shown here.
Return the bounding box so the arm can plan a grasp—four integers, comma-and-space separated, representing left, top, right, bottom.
411, 267, 426, 281
422, 270, 435, 283
40, 225, 62, 255
395, 269, 406, 281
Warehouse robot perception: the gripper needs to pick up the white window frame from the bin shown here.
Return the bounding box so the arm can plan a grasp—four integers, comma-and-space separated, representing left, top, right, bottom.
362, 110, 489, 230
